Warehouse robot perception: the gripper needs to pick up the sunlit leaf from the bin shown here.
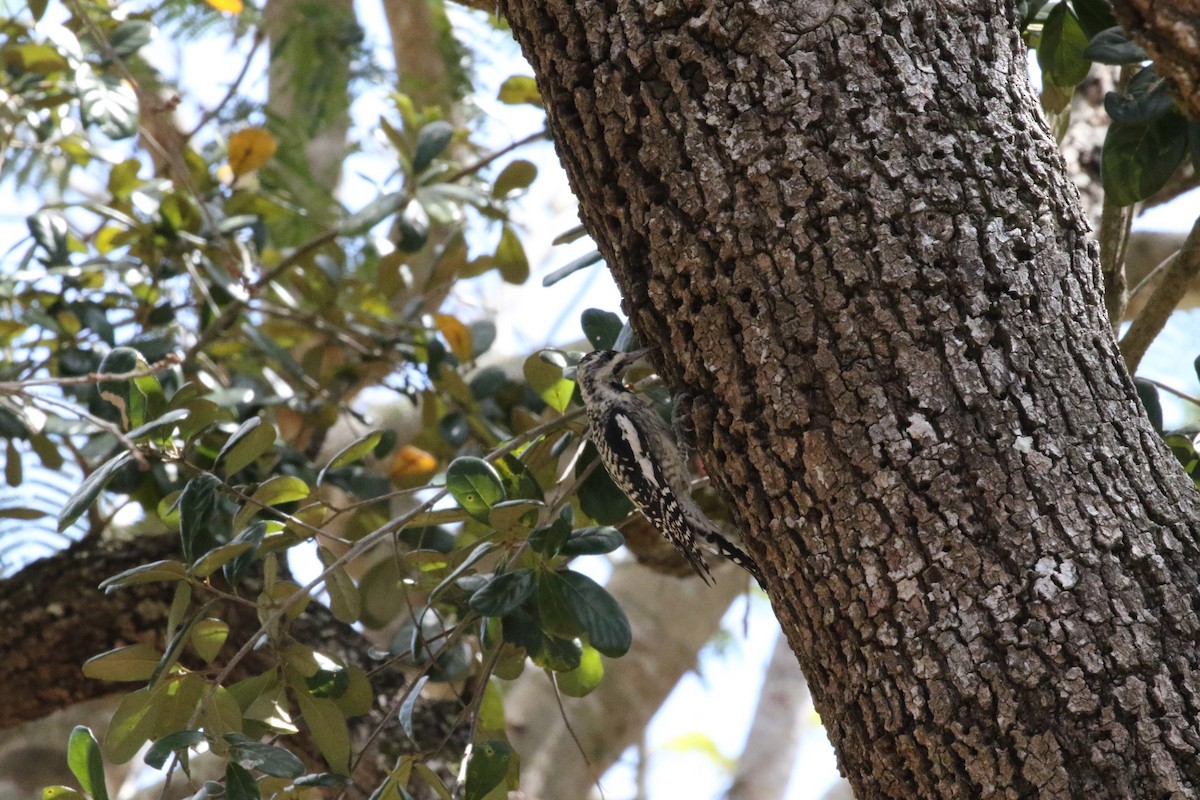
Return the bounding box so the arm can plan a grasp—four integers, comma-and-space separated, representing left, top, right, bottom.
228, 128, 277, 177
498, 76, 542, 107
67, 726, 108, 800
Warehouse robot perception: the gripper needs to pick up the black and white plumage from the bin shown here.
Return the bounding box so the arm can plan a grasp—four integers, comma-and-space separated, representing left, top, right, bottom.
574, 349, 763, 585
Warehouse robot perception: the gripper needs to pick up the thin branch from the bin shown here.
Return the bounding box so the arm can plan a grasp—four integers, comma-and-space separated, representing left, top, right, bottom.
186, 30, 266, 140
1138, 377, 1200, 408
1098, 195, 1134, 328
1119, 213, 1200, 373
22, 393, 149, 471
0, 354, 181, 393
441, 128, 548, 185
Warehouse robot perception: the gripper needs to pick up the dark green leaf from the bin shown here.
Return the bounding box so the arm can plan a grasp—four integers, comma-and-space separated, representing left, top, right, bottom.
395, 199, 430, 252
470, 367, 508, 399
295, 773, 352, 787
561, 526, 625, 556
318, 430, 383, 485
144, 730, 206, 770
126, 408, 190, 441
109, 20, 154, 57
536, 635, 582, 672
559, 571, 632, 657
67, 726, 108, 800
1189, 122, 1200, 177
26, 210, 69, 264
542, 251, 602, 287
1038, 3, 1091, 87
446, 457, 506, 520
536, 570, 585, 640
223, 522, 266, 584
580, 309, 624, 351
1134, 379, 1163, 433
1082, 25, 1148, 64
398, 675, 429, 740
464, 740, 513, 800
413, 121, 454, 173
528, 514, 572, 556
225, 762, 260, 800
339, 191, 405, 236
1104, 68, 1174, 124
1102, 110, 1188, 206
58, 451, 135, 532
99, 559, 188, 590
306, 667, 350, 699
469, 321, 496, 358
179, 472, 221, 563
470, 570, 536, 617
438, 412, 470, 447
224, 734, 305, 778
1072, 0, 1118, 38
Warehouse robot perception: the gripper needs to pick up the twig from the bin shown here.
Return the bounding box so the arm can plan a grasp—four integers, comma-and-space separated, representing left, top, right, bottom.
186, 30, 266, 139
23, 393, 149, 471
1098, 195, 1134, 328
0, 354, 181, 393
1119, 213, 1200, 373
1138, 377, 1200, 409
441, 128, 547, 185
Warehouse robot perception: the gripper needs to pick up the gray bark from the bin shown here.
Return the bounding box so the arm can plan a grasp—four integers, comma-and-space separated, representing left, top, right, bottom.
498, 1, 1200, 797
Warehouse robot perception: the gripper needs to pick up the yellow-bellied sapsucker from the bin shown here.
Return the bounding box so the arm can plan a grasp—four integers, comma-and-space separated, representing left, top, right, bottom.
575, 349, 763, 585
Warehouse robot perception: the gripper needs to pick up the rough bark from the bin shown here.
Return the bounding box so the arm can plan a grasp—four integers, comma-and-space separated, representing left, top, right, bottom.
499, 1, 1200, 797
1112, 0, 1200, 121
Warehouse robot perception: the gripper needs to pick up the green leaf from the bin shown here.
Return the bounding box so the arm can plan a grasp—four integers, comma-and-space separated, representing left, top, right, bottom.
464, 740, 514, 800
559, 571, 632, 657
580, 309, 624, 351
524, 351, 574, 413
27, 210, 69, 264
488, 499, 544, 532
1073, 0, 1118, 39
399, 675, 429, 740
414, 120, 455, 173
216, 418, 276, 476
191, 619, 229, 663
446, 457, 506, 520
492, 160, 538, 198
542, 251, 604, 289
561, 526, 625, 556
179, 472, 222, 564
1082, 26, 1148, 64
497, 75, 542, 107
99, 559, 188, 591
495, 224, 530, 284
395, 199, 430, 252
1134, 378, 1163, 433
127, 408, 190, 441
225, 762, 261, 800
58, 451, 134, 532
556, 644, 604, 696
67, 726, 108, 800
318, 430, 383, 484
190, 542, 255, 578
82, 642, 162, 682
318, 547, 361, 624
225, 733, 305, 778
1105, 68, 1174, 124
339, 190, 406, 236
201, 686, 244, 738
528, 513, 572, 556
536, 569, 586, 640
144, 730, 206, 770
104, 686, 161, 763
306, 666, 350, 699
1038, 3, 1091, 87
97, 347, 145, 429
231, 475, 310, 532
470, 570, 536, 617
1102, 110, 1189, 206
293, 691, 351, 774
77, 67, 138, 139
109, 19, 155, 57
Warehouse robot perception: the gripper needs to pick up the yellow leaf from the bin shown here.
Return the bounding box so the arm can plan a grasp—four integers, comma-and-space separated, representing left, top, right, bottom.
227, 128, 277, 177
389, 444, 438, 485
206, 0, 244, 12
434, 313, 473, 361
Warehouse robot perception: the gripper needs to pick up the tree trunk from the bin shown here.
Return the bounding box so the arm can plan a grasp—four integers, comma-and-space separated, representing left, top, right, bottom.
499, 1, 1200, 797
